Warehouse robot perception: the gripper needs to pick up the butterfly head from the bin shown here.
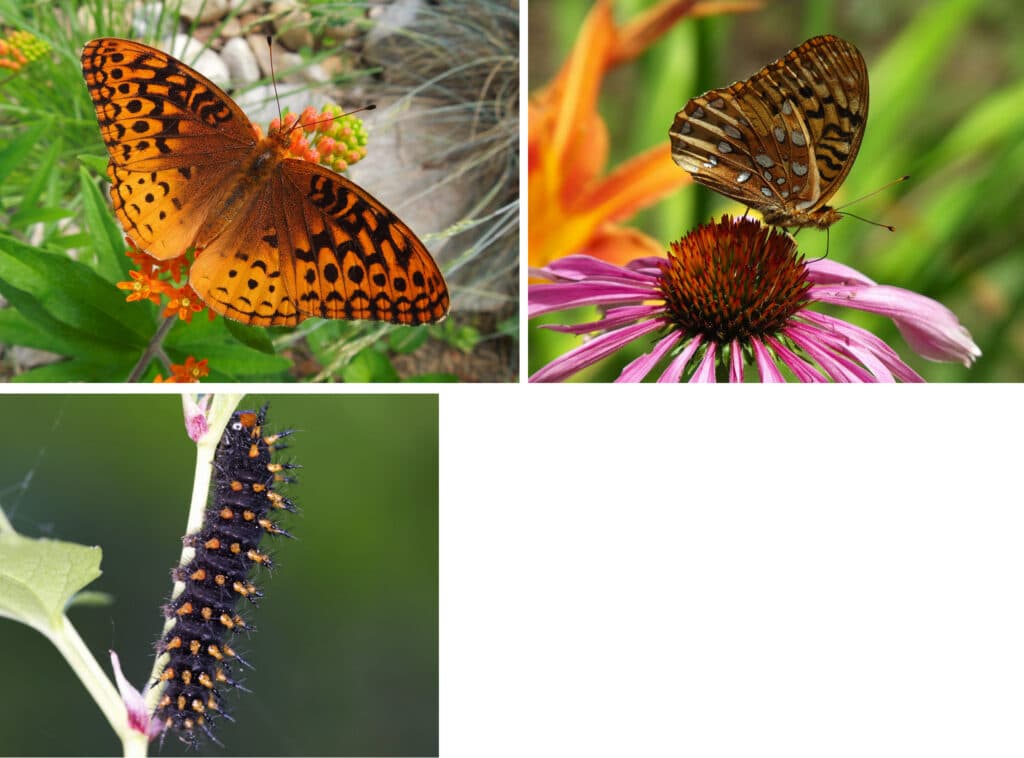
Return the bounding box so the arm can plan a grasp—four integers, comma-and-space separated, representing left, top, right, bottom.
762, 205, 843, 230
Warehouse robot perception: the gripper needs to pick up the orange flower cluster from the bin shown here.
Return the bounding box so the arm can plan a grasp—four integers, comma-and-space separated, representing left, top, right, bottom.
260, 105, 370, 173
116, 237, 213, 325
0, 31, 49, 71
114, 238, 213, 383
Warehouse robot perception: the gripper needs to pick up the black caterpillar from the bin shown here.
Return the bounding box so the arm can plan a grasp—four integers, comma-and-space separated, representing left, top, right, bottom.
154, 405, 297, 746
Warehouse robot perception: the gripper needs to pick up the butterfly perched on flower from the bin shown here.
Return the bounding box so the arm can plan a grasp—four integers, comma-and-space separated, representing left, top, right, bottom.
82, 37, 449, 326
669, 34, 868, 230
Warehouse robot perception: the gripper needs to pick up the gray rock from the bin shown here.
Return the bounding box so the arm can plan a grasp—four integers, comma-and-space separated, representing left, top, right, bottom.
179, 0, 231, 24
166, 34, 231, 90
221, 36, 261, 86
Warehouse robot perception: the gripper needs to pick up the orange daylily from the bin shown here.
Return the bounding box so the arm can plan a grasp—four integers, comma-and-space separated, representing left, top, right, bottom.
528, 0, 760, 268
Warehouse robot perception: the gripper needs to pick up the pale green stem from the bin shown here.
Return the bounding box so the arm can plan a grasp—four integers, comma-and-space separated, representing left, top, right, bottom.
45, 614, 125, 743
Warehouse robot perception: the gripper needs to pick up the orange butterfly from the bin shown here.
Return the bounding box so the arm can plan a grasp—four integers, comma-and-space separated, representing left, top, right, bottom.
82, 37, 449, 326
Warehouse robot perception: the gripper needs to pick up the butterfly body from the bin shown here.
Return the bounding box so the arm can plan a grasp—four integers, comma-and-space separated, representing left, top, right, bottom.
82, 37, 449, 326
194, 133, 287, 244
669, 35, 868, 230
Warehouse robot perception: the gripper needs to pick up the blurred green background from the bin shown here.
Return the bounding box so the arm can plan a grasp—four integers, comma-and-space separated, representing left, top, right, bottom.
529, 0, 1024, 381
0, 394, 437, 756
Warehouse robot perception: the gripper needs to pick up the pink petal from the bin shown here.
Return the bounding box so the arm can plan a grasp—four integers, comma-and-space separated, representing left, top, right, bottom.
751, 339, 784, 382
183, 395, 211, 442
530, 319, 665, 382
617, 331, 680, 382
800, 311, 923, 382
805, 258, 877, 286
533, 254, 662, 284
691, 342, 718, 383
658, 335, 702, 383
785, 324, 869, 382
624, 256, 670, 277
728, 339, 744, 382
764, 336, 827, 382
542, 304, 663, 334
110, 650, 163, 740
810, 284, 980, 366
528, 280, 661, 317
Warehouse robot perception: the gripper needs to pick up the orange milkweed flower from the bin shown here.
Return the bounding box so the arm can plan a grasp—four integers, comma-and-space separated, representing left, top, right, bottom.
116, 269, 164, 305
154, 357, 210, 383
162, 287, 206, 323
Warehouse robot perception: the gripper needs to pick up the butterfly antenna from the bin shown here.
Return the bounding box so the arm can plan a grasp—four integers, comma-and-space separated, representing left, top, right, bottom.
303, 104, 377, 133
839, 212, 896, 232
266, 36, 283, 125
835, 175, 910, 232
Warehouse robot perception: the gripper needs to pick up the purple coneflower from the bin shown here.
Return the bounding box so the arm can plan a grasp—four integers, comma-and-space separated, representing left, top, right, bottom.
529, 215, 980, 383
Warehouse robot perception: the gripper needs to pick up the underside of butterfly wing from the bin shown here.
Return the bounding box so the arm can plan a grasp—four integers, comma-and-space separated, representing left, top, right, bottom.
669, 34, 868, 229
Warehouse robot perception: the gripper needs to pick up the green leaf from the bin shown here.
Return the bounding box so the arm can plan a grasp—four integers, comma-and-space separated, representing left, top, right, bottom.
342, 348, 399, 382
0, 276, 140, 367
77, 154, 109, 175
224, 318, 277, 354
11, 357, 137, 382
496, 315, 518, 339
0, 235, 152, 351
8, 207, 75, 226
305, 319, 359, 363
0, 529, 103, 636
0, 123, 43, 187
187, 346, 292, 379
388, 326, 428, 354
78, 166, 129, 282
9, 136, 62, 228
0, 306, 75, 357
163, 317, 292, 378
436, 321, 481, 353
51, 232, 94, 250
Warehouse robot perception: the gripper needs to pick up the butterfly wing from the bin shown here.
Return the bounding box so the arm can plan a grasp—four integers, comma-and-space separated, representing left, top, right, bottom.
82, 38, 257, 259
188, 158, 449, 326
669, 35, 868, 224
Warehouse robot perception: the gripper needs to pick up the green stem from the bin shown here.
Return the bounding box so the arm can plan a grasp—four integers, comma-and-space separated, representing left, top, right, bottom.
127, 317, 177, 382
46, 614, 125, 742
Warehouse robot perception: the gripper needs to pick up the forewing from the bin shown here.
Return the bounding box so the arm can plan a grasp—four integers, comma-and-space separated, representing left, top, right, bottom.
669, 35, 868, 217
669, 84, 814, 214
82, 38, 257, 259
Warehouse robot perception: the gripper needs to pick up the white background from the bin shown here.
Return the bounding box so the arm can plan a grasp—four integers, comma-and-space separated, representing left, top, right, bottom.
442, 385, 1023, 756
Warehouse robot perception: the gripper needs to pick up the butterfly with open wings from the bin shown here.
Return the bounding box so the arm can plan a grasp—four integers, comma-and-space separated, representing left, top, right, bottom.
82, 37, 449, 326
